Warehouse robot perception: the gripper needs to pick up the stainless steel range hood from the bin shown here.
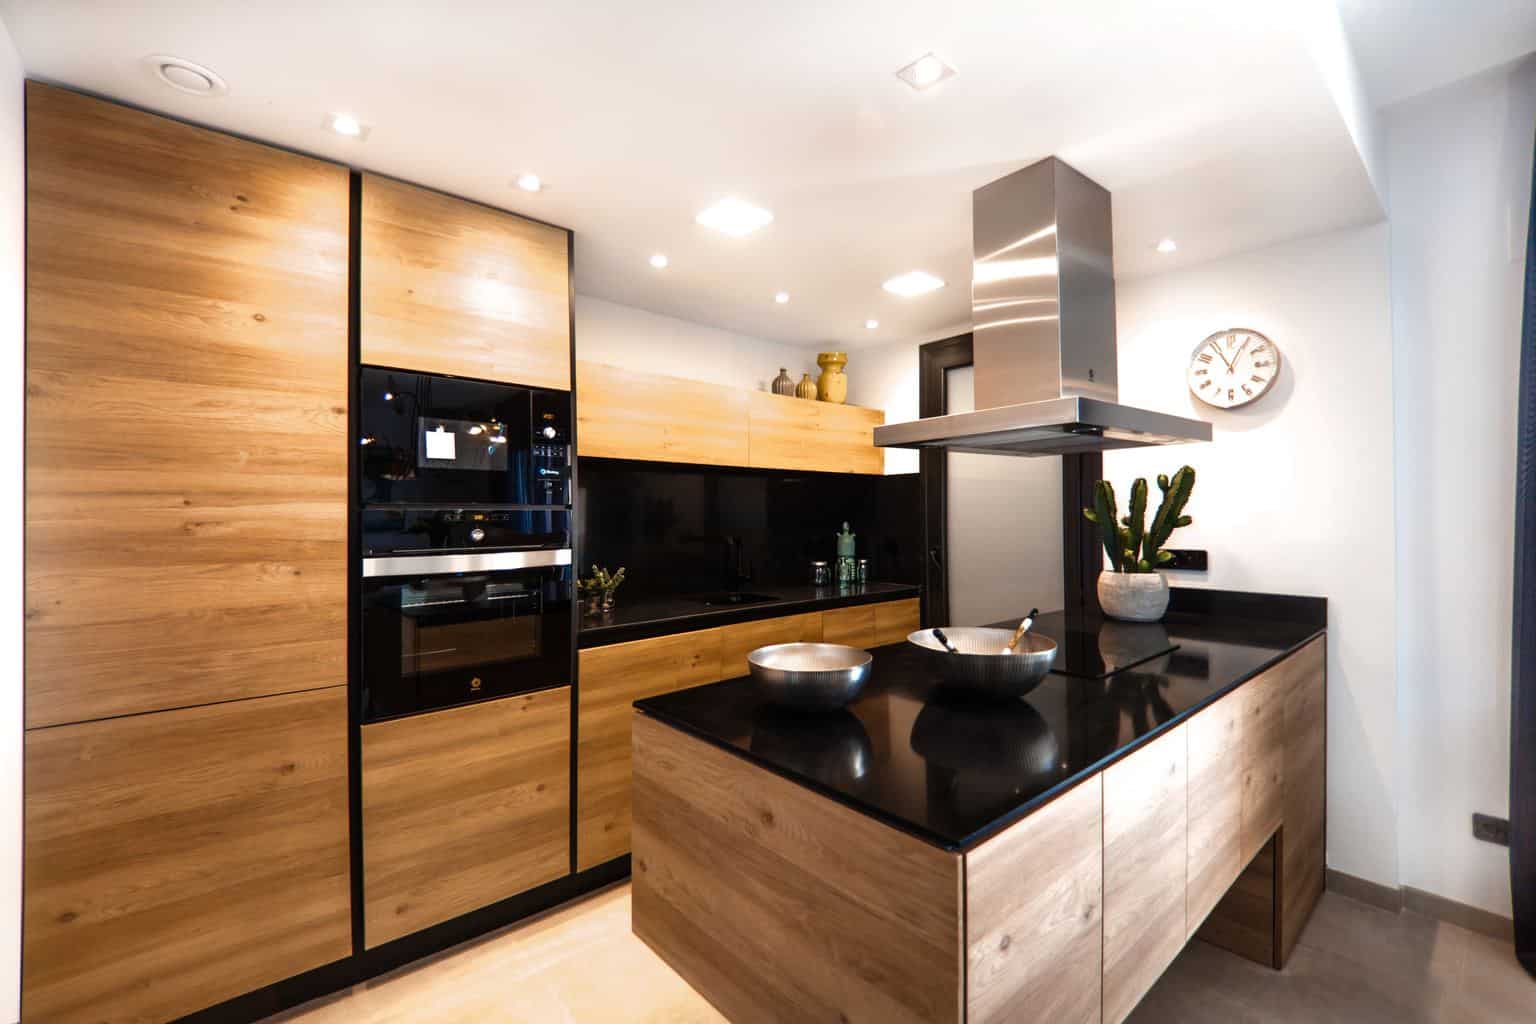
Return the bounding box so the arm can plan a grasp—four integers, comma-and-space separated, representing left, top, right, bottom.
874, 157, 1211, 456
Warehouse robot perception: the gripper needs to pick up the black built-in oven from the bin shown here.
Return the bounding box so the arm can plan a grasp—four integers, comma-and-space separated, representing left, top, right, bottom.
358, 366, 571, 507
357, 368, 574, 723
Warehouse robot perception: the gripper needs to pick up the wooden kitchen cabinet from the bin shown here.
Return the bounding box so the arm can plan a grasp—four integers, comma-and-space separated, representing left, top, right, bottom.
577, 629, 724, 869
1280, 637, 1327, 961
24, 83, 349, 727
1103, 724, 1189, 1024
747, 390, 885, 474
362, 688, 571, 948
718, 611, 823, 679
576, 360, 749, 466
822, 604, 877, 648
874, 597, 922, 646
1186, 695, 1245, 936
23, 687, 351, 1024
360, 173, 571, 389
1241, 664, 1287, 864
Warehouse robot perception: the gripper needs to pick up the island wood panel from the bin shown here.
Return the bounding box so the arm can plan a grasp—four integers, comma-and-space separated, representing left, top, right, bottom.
360, 174, 570, 389
362, 688, 571, 948
746, 390, 885, 474
717, 611, 823, 679
22, 686, 350, 1024
874, 597, 922, 646
574, 361, 750, 466
821, 604, 877, 648
576, 630, 723, 870
1186, 694, 1245, 936
1197, 836, 1279, 967
965, 777, 1103, 1024
1241, 663, 1287, 865
1103, 724, 1189, 1024
24, 83, 348, 728
632, 714, 963, 1024
1279, 636, 1328, 962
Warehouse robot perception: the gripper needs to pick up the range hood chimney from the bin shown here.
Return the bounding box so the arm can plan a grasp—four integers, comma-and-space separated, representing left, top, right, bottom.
874, 157, 1211, 456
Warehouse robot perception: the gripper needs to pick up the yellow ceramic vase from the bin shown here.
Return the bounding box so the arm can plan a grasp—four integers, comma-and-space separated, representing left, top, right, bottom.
795, 373, 818, 399
816, 351, 848, 404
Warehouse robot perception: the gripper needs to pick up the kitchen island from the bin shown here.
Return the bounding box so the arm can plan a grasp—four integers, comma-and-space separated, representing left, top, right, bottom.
630, 589, 1327, 1024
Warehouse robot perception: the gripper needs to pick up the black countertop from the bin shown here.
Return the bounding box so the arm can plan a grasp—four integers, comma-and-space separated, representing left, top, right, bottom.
578, 581, 922, 648
634, 588, 1326, 851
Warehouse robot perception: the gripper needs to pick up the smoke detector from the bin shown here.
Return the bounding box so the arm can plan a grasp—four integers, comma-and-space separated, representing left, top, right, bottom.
145, 55, 227, 97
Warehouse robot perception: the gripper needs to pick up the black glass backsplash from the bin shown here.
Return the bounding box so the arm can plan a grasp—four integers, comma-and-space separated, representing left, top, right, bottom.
576, 458, 923, 598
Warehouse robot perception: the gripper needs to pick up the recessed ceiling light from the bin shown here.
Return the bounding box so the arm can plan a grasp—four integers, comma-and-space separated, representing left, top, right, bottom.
516, 173, 543, 193
896, 52, 956, 92
326, 113, 371, 139
882, 270, 946, 297
696, 198, 774, 237
774, 291, 790, 304
1156, 238, 1178, 254
649, 253, 669, 269
145, 55, 227, 97
865, 319, 880, 330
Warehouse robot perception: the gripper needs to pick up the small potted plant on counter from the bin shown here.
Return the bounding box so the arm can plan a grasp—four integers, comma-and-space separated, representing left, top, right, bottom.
1082, 466, 1195, 622
578, 564, 626, 617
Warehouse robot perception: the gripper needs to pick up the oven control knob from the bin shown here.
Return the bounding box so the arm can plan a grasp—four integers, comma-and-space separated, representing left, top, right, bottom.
542, 425, 558, 439
470, 528, 486, 543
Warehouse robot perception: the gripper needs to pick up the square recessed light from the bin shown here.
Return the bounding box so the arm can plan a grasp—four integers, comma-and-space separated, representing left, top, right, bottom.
882, 270, 946, 297
696, 198, 774, 237
896, 53, 956, 92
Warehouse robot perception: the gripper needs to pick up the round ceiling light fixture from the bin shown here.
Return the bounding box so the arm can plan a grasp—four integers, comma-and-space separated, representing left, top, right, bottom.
145, 55, 227, 97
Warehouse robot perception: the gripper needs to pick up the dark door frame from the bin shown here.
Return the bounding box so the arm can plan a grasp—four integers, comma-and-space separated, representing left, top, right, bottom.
917, 334, 1102, 626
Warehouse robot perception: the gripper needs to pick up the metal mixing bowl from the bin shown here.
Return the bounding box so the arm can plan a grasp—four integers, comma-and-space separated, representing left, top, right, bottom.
747, 642, 873, 711
906, 626, 1058, 699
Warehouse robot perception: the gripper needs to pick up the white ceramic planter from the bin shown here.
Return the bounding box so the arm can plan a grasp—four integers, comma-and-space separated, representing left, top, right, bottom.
1098, 571, 1171, 622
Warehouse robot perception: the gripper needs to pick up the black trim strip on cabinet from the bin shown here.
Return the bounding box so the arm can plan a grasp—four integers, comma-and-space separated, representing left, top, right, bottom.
346, 170, 365, 957
567, 228, 580, 878
1512, 137, 1536, 979
916, 332, 974, 629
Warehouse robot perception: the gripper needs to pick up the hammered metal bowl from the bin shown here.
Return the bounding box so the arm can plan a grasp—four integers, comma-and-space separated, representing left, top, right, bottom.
906, 626, 1057, 699
747, 642, 873, 711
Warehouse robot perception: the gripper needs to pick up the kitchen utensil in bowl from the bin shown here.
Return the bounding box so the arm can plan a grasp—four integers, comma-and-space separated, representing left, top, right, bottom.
931, 628, 960, 654
907, 626, 1057, 698
747, 642, 872, 711
1005, 608, 1040, 653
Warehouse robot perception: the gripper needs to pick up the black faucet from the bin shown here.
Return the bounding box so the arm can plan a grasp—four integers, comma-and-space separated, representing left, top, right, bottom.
722, 535, 753, 591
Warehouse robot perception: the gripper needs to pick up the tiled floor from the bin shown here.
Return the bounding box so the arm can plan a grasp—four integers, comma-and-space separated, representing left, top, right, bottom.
266, 885, 1532, 1023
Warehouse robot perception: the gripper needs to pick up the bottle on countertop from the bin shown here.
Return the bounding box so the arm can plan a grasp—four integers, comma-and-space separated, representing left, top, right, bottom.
835, 522, 857, 584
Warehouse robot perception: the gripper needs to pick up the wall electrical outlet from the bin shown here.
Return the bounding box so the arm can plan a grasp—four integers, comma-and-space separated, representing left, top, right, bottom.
1472, 813, 1510, 847
1162, 549, 1208, 571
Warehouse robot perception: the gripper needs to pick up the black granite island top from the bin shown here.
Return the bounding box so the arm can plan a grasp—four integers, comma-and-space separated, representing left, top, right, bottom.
579, 581, 922, 648
634, 588, 1326, 851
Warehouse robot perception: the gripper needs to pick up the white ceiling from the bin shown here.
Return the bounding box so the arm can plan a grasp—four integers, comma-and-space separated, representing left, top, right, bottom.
1339, 0, 1536, 108
0, 2, 1519, 350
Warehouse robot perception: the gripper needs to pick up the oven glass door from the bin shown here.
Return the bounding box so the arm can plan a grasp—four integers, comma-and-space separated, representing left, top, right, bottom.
361, 565, 572, 721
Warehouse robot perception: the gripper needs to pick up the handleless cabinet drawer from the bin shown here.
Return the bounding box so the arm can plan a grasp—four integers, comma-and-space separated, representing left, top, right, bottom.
718, 612, 824, 680
822, 605, 877, 648
874, 598, 922, 646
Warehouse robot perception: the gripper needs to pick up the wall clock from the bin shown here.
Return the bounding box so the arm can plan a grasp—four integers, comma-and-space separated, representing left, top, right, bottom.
1187, 327, 1281, 409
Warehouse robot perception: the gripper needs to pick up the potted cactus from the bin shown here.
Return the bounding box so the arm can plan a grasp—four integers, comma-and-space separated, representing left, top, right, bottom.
1082, 466, 1195, 622
578, 564, 626, 616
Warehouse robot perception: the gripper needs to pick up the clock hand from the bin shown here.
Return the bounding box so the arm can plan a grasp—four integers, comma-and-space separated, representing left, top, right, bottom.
1232, 338, 1252, 364
1212, 340, 1235, 371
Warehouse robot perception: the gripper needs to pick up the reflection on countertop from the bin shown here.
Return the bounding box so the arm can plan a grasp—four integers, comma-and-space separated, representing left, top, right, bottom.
635, 589, 1326, 850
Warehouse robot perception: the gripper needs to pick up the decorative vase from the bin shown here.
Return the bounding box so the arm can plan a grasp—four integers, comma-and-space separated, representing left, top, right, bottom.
771, 368, 795, 396
1097, 571, 1170, 622
816, 351, 848, 404
795, 372, 818, 400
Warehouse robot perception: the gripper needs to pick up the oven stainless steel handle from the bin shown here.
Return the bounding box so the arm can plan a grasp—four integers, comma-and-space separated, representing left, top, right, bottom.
362, 549, 573, 578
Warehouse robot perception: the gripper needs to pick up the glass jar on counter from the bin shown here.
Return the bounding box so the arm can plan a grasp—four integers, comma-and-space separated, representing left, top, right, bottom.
856, 558, 868, 584
810, 560, 831, 586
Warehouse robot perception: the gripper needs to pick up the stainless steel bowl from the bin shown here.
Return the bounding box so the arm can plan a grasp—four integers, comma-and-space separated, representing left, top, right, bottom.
906, 626, 1058, 698
747, 642, 873, 711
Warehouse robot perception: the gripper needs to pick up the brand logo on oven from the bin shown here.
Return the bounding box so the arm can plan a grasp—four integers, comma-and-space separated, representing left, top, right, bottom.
469, 676, 483, 692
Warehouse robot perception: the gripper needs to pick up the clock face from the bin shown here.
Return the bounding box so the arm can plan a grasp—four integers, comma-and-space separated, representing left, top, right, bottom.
1188, 328, 1281, 409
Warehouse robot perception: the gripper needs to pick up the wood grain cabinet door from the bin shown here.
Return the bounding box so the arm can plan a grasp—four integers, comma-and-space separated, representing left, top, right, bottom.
1103, 724, 1189, 1024
24, 83, 349, 727
576, 630, 723, 869
575, 361, 749, 466
23, 687, 351, 1024
362, 688, 572, 948
1279, 637, 1327, 961
746, 391, 884, 474
1241, 665, 1287, 864
874, 598, 922, 646
1186, 695, 1244, 937
360, 174, 571, 389
717, 612, 823, 680
822, 605, 877, 648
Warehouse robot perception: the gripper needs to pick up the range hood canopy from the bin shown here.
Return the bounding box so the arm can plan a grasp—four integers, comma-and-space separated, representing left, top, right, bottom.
874, 157, 1211, 456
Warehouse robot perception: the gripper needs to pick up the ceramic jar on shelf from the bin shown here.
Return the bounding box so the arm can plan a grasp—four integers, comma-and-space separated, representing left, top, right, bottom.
795, 372, 818, 399
771, 368, 795, 396
816, 351, 848, 404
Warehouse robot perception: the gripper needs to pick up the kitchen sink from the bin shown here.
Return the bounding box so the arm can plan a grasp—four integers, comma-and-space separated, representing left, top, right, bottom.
693, 592, 782, 607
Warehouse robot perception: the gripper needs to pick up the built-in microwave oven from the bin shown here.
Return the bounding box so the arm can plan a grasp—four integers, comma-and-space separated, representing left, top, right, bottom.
358, 366, 571, 508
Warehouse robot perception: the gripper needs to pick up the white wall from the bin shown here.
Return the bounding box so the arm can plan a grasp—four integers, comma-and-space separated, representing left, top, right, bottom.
574, 294, 817, 394
1387, 56, 1536, 919
1104, 224, 1400, 890
0, 19, 21, 1023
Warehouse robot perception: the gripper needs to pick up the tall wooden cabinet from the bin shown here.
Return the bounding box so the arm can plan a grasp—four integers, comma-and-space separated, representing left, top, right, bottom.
23, 84, 352, 1023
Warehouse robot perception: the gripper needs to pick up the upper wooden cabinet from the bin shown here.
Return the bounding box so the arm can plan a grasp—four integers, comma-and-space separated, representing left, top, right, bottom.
24, 84, 349, 727
360, 174, 571, 389
747, 391, 885, 475
576, 360, 748, 466
573, 361, 885, 474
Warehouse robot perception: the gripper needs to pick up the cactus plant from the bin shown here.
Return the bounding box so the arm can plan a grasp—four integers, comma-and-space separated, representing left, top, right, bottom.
577, 564, 626, 596
1082, 466, 1196, 573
